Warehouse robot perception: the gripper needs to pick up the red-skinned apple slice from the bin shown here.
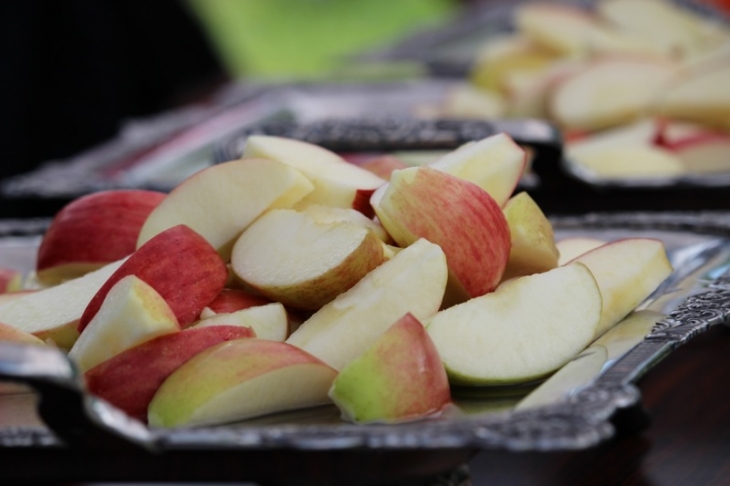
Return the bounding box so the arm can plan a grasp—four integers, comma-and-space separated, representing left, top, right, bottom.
148, 339, 337, 427
372, 167, 510, 303
137, 158, 314, 259
427, 263, 603, 385
0, 268, 22, 294
85, 325, 255, 422
231, 209, 388, 311
286, 238, 448, 371
329, 313, 450, 424
69, 275, 180, 372
243, 135, 386, 218
0, 260, 125, 350
193, 303, 289, 342
570, 238, 673, 337
37, 190, 166, 284
199, 289, 272, 319
79, 225, 228, 332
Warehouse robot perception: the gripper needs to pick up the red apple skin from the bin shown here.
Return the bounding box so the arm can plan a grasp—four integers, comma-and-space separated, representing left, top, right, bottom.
378, 167, 511, 298
0, 268, 21, 294
78, 225, 228, 332
37, 190, 166, 280
85, 325, 255, 422
206, 289, 272, 314
352, 188, 377, 219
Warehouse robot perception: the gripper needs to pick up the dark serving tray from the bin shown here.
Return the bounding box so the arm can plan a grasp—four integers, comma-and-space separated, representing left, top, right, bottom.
1, 212, 730, 485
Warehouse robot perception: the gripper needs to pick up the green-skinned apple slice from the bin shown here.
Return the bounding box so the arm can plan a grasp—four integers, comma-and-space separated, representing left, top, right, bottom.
148, 339, 337, 427
426, 263, 602, 386
329, 313, 450, 424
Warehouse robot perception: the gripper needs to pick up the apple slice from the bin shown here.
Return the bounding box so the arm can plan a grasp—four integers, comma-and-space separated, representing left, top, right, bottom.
515, 3, 602, 56
193, 303, 289, 342
231, 209, 388, 311
426, 263, 602, 385
427, 133, 526, 207
148, 339, 338, 427
439, 84, 505, 120
36, 190, 165, 284
299, 204, 391, 243
85, 325, 255, 422
550, 58, 676, 131
329, 313, 450, 424
571, 238, 673, 337
0, 322, 47, 394
660, 131, 730, 173
199, 288, 272, 319
137, 158, 314, 259
286, 238, 447, 371
0, 268, 22, 294
556, 237, 606, 265
372, 167, 510, 303
79, 225, 228, 332
69, 275, 180, 372
243, 136, 386, 217
654, 67, 730, 126
501, 192, 559, 281
359, 155, 409, 181
570, 145, 686, 179
0, 259, 124, 349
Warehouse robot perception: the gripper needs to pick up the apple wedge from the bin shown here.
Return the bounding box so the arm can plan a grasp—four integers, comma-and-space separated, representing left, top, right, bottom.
570, 238, 673, 338
654, 67, 730, 127
329, 313, 450, 424
79, 225, 228, 332
199, 288, 272, 319
193, 303, 289, 342
426, 263, 602, 385
427, 133, 526, 207
299, 204, 391, 243
148, 339, 337, 428
556, 237, 606, 266
0, 323, 47, 394
243, 135, 386, 217
137, 158, 314, 259
372, 167, 510, 302
439, 84, 505, 120
85, 325, 255, 422
0, 259, 124, 349
231, 209, 388, 311
359, 155, 409, 181
286, 238, 447, 371
570, 145, 686, 179
0, 268, 22, 294
515, 3, 602, 56
550, 58, 676, 131
37, 190, 166, 284
660, 131, 730, 173
69, 275, 180, 372
501, 192, 559, 281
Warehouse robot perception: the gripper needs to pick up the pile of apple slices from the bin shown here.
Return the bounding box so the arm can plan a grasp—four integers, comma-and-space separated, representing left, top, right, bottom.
0, 132, 673, 426
433, 0, 730, 179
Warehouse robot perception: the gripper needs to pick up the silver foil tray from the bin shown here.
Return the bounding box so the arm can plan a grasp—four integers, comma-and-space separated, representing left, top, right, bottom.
0, 212, 729, 455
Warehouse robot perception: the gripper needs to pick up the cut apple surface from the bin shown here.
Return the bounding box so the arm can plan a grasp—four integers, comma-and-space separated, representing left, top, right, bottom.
427, 133, 526, 207
137, 158, 314, 259
85, 325, 255, 422
286, 238, 448, 371
148, 339, 337, 428
550, 58, 675, 131
193, 303, 289, 342
654, 67, 730, 126
556, 237, 607, 266
79, 225, 228, 332
501, 192, 559, 281
426, 263, 602, 385
37, 190, 166, 284
570, 145, 686, 179
516, 3, 602, 56
372, 166, 510, 302
231, 209, 388, 311
571, 238, 673, 337
69, 275, 180, 372
243, 135, 386, 217
299, 204, 391, 243
439, 84, 505, 119
329, 313, 451, 424
0, 259, 124, 349
199, 288, 272, 319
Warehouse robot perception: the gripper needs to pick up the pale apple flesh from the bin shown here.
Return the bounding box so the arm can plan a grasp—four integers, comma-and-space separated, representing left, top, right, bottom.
136, 158, 314, 259
85, 325, 255, 422
373, 166, 510, 301
148, 339, 337, 428
286, 238, 448, 371
231, 209, 388, 311
329, 313, 451, 424
193, 303, 289, 342
571, 238, 673, 338
426, 263, 602, 386
299, 204, 392, 244
69, 275, 180, 372
556, 237, 606, 266
358, 155, 409, 181
36, 189, 166, 284
79, 225, 228, 332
